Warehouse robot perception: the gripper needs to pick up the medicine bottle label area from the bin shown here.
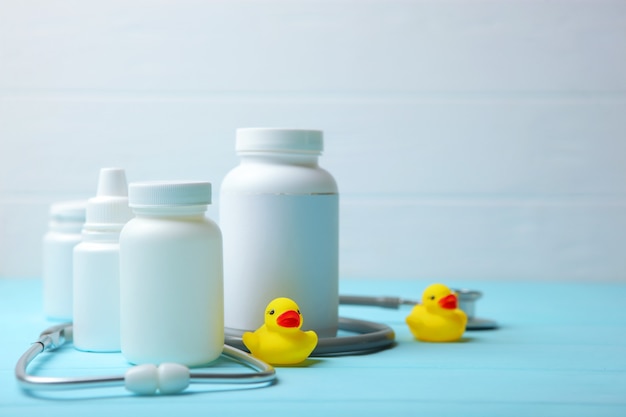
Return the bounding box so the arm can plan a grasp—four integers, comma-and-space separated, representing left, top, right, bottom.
222, 193, 339, 338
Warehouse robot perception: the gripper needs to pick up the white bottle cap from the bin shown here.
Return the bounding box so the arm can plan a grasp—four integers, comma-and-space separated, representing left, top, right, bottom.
236, 128, 323, 154
85, 168, 133, 227
49, 200, 87, 222
128, 181, 212, 208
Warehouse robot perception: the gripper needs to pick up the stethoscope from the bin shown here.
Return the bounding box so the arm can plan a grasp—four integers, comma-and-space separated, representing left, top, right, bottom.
16, 289, 496, 395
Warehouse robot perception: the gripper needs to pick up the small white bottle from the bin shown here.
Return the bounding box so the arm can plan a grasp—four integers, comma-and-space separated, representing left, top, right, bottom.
119, 181, 223, 366
73, 168, 133, 352
42, 200, 86, 320
220, 128, 339, 338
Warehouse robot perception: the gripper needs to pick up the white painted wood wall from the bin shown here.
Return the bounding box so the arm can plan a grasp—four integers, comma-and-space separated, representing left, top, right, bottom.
1, 0, 625, 281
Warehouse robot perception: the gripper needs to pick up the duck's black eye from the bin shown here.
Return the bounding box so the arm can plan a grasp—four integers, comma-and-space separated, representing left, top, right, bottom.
429, 295, 435, 300
268, 309, 275, 315
297, 310, 301, 315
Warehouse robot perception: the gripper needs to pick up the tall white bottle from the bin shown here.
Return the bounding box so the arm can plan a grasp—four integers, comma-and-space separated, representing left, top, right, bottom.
43, 201, 86, 320
73, 168, 133, 352
220, 128, 339, 338
119, 181, 223, 366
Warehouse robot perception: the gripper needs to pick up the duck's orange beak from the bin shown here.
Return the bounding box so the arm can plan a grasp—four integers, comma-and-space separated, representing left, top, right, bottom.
277, 310, 301, 328
438, 294, 458, 310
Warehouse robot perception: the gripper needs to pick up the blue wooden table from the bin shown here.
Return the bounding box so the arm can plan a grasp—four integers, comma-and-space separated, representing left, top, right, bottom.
1, 278, 625, 416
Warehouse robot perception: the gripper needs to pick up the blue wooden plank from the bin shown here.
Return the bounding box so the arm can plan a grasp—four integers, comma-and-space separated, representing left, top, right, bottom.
1, 278, 625, 416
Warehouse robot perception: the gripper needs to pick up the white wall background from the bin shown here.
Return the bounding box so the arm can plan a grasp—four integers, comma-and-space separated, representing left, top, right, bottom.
1, 0, 625, 281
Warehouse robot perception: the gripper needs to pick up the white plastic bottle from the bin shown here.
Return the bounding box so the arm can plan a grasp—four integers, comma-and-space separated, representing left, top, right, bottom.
73, 168, 133, 352
220, 128, 339, 338
119, 181, 223, 366
42, 200, 86, 320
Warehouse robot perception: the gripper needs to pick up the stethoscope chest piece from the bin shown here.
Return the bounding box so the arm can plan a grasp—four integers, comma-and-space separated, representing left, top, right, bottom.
455, 289, 498, 330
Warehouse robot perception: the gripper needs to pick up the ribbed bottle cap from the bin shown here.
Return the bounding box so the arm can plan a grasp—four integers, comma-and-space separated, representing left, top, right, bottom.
86, 168, 133, 226
236, 128, 323, 153
128, 181, 212, 208
87, 197, 134, 225
49, 200, 87, 222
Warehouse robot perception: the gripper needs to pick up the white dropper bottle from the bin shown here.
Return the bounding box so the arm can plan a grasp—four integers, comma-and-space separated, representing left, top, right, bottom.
73, 167, 134, 352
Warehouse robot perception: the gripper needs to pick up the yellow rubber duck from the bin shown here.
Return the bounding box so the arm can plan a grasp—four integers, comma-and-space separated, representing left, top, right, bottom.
405, 283, 467, 342
242, 297, 318, 365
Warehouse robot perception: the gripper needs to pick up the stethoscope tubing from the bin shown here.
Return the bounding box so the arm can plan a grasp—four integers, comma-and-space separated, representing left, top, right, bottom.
225, 316, 397, 357
15, 323, 276, 393
339, 291, 498, 331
